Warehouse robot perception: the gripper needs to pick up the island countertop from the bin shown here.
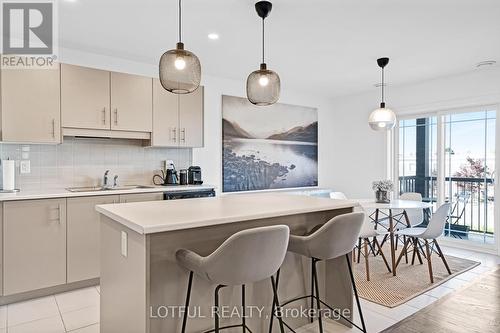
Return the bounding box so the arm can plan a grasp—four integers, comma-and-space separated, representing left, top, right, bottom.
96, 193, 358, 234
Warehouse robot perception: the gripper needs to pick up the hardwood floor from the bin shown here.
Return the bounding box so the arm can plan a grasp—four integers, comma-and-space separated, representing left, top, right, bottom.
382, 266, 500, 333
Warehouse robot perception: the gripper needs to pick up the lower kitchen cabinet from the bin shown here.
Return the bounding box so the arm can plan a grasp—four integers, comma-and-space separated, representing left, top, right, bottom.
67, 195, 119, 283
119, 192, 164, 203
3, 199, 67, 295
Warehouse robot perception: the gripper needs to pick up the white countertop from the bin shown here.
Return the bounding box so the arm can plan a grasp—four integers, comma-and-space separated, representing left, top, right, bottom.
0, 185, 215, 202
96, 193, 358, 234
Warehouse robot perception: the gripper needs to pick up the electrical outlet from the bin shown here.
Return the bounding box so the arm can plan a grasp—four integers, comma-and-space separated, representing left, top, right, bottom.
20, 160, 31, 174
121, 231, 128, 257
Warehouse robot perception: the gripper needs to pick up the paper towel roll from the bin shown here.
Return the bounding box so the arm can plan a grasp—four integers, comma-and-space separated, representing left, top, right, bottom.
2, 160, 16, 191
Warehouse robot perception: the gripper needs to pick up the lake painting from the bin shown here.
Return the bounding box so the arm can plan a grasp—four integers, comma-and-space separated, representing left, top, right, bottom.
222, 95, 318, 192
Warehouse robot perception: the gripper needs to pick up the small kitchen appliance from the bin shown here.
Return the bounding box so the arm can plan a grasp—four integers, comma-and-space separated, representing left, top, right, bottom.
179, 169, 188, 185
153, 160, 178, 185
188, 166, 203, 185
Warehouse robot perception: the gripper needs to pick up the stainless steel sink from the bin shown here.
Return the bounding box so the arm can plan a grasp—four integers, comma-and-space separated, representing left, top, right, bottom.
110, 185, 154, 190
66, 185, 153, 192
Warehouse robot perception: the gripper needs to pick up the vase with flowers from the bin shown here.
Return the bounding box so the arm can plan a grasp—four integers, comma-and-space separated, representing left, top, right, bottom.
372, 180, 393, 203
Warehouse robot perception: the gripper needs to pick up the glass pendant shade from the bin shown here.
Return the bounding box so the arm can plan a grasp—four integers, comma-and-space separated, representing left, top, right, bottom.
368, 104, 397, 131
159, 42, 201, 94
247, 63, 280, 106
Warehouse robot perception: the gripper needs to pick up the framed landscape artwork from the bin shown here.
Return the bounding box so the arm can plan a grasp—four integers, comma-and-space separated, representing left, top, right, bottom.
222, 95, 318, 192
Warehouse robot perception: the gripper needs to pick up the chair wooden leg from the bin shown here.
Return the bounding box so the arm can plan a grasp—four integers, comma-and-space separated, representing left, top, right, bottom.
411, 237, 417, 265
434, 239, 452, 275
414, 238, 423, 264
357, 238, 362, 264
364, 238, 370, 281
403, 235, 408, 264
424, 239, 434, 283
395, 237, 410, 268
374, 237, 391, 273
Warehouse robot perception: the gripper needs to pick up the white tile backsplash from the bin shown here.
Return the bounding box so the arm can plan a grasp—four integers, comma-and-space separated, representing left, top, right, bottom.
0, 137, 192, 190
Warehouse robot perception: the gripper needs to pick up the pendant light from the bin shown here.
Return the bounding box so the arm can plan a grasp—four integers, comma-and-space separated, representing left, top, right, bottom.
246, 1, 280, 106
159, 0, 201, 94
368, 57, 396, 131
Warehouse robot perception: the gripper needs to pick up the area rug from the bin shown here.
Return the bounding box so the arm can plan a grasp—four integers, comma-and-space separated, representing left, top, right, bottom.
352, 247, 480, 308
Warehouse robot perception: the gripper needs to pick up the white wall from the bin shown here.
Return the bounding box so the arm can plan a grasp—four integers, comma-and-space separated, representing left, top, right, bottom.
60, 48, 336, 192
327, 68, 500, 198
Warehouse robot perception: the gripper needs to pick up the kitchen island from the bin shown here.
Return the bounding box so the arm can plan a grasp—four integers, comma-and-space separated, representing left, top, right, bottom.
96, 193, 358, 333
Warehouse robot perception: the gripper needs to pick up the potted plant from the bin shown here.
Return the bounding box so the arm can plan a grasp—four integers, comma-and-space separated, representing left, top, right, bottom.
372, 180, 393, 203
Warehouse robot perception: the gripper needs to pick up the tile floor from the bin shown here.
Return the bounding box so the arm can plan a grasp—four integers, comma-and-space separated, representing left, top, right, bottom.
0, 246, 498, 333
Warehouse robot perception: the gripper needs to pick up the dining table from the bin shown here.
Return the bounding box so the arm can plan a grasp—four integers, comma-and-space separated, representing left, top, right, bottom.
356, 199, 434, 276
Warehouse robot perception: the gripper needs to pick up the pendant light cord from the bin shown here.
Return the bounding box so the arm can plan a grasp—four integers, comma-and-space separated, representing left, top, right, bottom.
262, 18, 265, 64
178, 0, 182, 42
381, 66, 385, 103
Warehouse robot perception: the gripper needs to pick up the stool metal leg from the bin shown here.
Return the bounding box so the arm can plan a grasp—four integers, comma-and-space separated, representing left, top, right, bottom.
271, 275, 285, 333
345, 254, 367, 333
310, 259, 315, 323
214, 285, 226, 333
181, 271, 194, 333
268, 270, 280, 333
242, 285, 246, 333
312, 259, 324, 333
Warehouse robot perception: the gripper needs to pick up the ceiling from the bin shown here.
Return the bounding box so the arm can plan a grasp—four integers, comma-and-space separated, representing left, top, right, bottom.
59, 0, 500, 98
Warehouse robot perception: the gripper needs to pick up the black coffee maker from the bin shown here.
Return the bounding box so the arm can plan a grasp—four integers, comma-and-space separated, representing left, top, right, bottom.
188, 166, 203, 185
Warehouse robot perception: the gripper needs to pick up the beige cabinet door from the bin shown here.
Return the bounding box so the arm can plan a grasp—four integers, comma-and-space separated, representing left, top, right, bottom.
67, 195, 119, 283
152, 79, 179, 147
179, 86, 204, 147
110, 72, 152, 132
61, 64, 111, 130
119, 192, 163, 203
1, 66, 61, 143
3, 199, 66, 295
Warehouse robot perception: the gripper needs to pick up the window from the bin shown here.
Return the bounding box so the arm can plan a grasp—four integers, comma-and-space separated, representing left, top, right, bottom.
395, 107, 497, 247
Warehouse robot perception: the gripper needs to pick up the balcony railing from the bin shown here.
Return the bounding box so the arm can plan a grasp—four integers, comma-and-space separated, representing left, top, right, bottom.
399, 176, 494, 236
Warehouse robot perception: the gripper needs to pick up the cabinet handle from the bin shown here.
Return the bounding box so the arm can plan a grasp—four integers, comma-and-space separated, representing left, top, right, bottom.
49, 205, 62, 224
58, 204, 63, 223
181, 128, 186, 143
102, 107, 107, 125
172, 128, 177, 143
114, 109, 118, 125
51, 119, 55, 138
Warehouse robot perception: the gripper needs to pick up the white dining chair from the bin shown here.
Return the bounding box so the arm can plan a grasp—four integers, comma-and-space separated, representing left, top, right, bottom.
395, 203, 452, 283
329, 191, 391, 280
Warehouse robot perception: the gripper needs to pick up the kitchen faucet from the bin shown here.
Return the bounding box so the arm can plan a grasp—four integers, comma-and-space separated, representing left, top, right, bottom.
103, 170, 110, 188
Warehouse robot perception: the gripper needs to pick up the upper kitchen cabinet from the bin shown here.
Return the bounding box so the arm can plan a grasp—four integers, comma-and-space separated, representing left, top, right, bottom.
0, 65, 61, 144
179, 86, 204, 147
110, 72, 153, 132
152, 79, 179, 147
152, 79, 204, 147
61, 64, 111, 130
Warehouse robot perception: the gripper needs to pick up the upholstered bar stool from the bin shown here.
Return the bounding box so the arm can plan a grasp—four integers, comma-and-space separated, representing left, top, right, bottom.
176, 225, 290, 333
269, 212, 366, 333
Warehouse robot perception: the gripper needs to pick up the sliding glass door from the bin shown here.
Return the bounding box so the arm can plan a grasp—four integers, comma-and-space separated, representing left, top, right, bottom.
396, 107, 497, 248
443, 110, 496, 244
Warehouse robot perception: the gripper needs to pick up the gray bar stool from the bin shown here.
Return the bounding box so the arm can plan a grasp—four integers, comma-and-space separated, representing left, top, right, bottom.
176, 225, 290, 333
269, 212, 366, 333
